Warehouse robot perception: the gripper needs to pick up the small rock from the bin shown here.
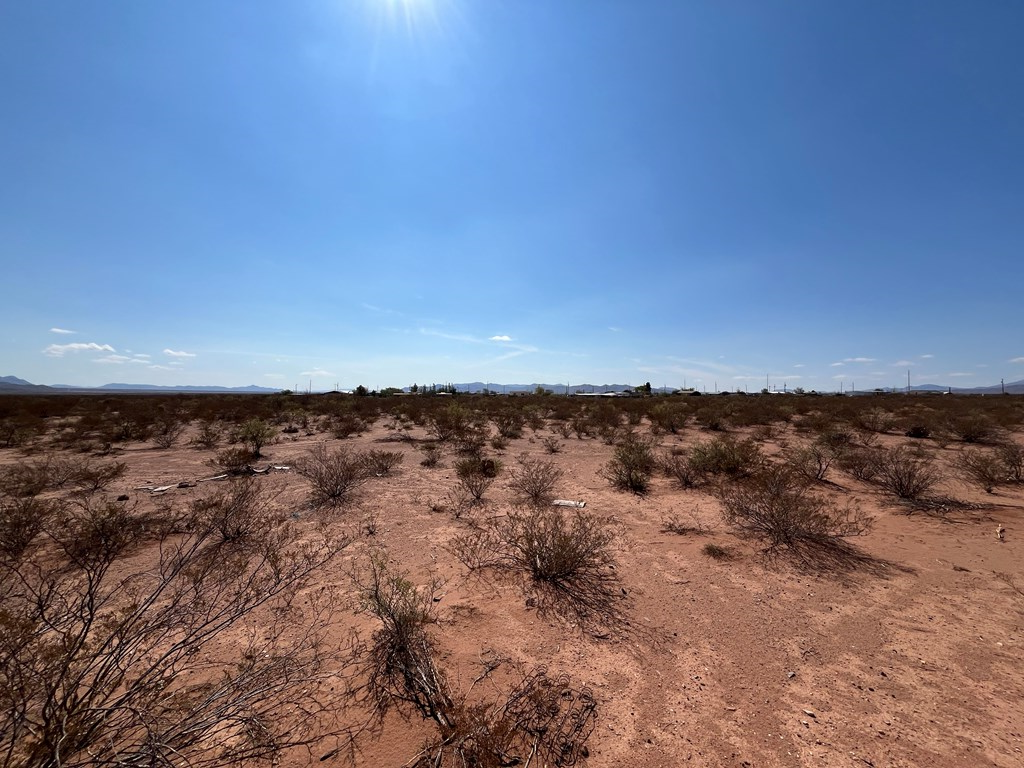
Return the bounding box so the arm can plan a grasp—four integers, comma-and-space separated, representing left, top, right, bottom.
787, 671, 796, 679
803, 709, 816, 718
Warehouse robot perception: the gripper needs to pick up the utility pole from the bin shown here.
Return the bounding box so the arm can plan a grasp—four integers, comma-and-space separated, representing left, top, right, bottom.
907, 369, 911, 394
1002, 378, 1005, 395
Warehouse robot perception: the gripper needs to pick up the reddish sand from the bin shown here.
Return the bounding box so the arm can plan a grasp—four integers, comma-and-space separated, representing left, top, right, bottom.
3, 419, 1022, 767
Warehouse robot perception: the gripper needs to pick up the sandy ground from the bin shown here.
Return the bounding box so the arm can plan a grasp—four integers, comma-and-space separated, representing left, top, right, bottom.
3, 417, 1022, 767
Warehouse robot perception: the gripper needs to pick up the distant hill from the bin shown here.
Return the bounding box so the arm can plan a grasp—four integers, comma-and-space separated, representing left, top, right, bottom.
910, 379, 1024, 395
0, 375, 55, 393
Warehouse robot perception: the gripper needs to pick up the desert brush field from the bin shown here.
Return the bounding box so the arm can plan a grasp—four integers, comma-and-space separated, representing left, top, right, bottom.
1, 392, 1022, 767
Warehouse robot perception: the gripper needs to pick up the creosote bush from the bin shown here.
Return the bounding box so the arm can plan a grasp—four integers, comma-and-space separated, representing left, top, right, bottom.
237, 417, 277, 457
0, 477, 349, 767
957, 447, 1006, 493
420, 443, 443, 468
507, 456, 563, 507
688, 435, 763, 479
296, 442, 368, 507
786, 440, 836, 482
720, 466, 871, 553
362, 449, 404, 476
602, 433, 658, 494
660, 449, 703, 489
872, 445, 941, 500
212, 445, 258, 473
997, 441, 1024, 483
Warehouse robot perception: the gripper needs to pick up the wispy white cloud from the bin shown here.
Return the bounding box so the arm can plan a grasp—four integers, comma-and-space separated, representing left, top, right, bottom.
43, 342, 114, 357
148, 365, 173, 371
892, 360, 914, 367
947, 372, 974, 378
793, 364, 805, 368
300, 368, 336, 378
133, 353, 151, 359
608, 327, 622, 333
1010, 357, 1024, 364
163, 348, 196, 358
93, 354, 133, 364
49, 327, 76, 335
920, 354, 934, 359
844, 357, 876, 363
419, 328, 481, 344
489, 335, 512, 342
830, 362, 844, 367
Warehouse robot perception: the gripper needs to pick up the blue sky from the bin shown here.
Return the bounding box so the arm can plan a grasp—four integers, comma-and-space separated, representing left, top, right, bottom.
2, 0, 1022, 392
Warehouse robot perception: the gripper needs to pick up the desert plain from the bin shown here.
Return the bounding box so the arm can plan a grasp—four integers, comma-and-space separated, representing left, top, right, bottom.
1, 392, 1022, 767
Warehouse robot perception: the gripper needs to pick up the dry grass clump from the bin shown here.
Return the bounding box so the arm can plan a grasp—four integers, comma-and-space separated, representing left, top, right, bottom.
453, 507, 622, 627
702, 543, 732, 560
354, 554, 597, 767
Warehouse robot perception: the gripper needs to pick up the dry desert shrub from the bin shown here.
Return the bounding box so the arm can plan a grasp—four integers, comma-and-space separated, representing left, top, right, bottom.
211, 445, 258, 473
0, 455, 126, 497
947, 412, 998, 444
507, 456, 564, 507
455, 456, 502, 503
660, 448, 703, 489
0, 495, 59, 561
835, 445, 882, 482
362, 449, 404, 476
542, 435, 563, 454
872, 445, 942, 500
957, 447, 1007, 493
688, 435, 763, 479
452, 507, 622, 626
190, 418, 223, 449
996, 441, 1024, 483
353, 554, 597, 767
419, 443, 443, 467
602, 433, 658, 494
237, 417, 277, 457
0, 481, 349, 768
354, 552, 448, 725
720, 466, 871, 553
493, 410, 526, 439
296, 442, 368, 507
786, 439, 836, 482
648, 402, 689, 435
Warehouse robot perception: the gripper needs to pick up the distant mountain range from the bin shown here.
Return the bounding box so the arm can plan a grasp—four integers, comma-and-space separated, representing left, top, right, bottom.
0, 376, 280, 394
3, 375, 1024, 396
